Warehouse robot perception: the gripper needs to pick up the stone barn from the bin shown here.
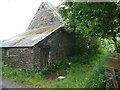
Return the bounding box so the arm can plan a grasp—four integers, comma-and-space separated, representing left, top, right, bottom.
0, 2, 74, 70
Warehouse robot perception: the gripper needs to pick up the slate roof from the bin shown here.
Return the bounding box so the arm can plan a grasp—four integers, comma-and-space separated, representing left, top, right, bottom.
0, 2, 64, 47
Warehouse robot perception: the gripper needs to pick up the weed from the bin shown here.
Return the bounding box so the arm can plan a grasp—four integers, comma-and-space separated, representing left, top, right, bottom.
2, 51, 107, 88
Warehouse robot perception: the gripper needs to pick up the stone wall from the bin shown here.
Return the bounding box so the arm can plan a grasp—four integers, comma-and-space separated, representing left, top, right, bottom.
27, 2, 63, 31
2, 48, 34, 70
33, 47, 41, 68
47, 30, 75, 60
2, 29, 75, 69
33, 29, 75, 66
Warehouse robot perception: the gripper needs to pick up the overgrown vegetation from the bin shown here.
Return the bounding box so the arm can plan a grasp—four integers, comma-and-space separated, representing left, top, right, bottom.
2, 1, 120, 88
57, 2, 120, 53
2, 50, 108, 88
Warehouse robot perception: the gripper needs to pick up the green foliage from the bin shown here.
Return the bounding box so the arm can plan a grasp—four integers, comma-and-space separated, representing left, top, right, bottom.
99, 38, 116, 53
41, 47, 108, 74
2, 64, 46, 87
117, 40, 120, 53
2, 51, 108, 88
47, 53, 107, 88
116, 68, 120, 78
116, 68, 120, 79
45, 59, 70, 73
57, 2, 120, 52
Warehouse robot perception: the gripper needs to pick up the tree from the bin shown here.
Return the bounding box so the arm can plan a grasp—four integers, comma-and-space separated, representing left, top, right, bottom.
57, 2, 120, 52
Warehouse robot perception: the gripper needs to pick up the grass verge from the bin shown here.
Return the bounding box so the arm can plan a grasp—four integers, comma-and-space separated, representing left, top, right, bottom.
2, 52, 108, 88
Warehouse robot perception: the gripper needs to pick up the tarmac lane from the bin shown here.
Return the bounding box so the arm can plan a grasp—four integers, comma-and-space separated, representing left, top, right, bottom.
0, 79, 33, 89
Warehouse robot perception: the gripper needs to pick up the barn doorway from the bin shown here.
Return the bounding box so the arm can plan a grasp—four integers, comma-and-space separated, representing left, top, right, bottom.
40, 45, 50, 66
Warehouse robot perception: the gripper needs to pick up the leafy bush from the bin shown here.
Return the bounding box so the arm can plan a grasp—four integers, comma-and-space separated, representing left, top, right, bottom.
117, 41, 120, 53
47, 53, 107, 88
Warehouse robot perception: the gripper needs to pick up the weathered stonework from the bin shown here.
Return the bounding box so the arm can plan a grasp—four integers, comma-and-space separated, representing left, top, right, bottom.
0, 2, 75, 70
33, 29, 75, 67
27, 2, 63, 31
2, 48, 34, 70
1, 29, 75, 70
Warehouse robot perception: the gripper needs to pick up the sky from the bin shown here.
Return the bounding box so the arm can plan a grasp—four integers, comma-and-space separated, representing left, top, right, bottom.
0, 0, 119, 41
0, 0, 62, 41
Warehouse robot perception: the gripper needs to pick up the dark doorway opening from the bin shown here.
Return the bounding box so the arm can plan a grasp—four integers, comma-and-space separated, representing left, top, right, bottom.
40, 45, 50, 66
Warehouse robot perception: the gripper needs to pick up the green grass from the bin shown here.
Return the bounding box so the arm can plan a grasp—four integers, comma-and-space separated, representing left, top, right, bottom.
45, 53, 107, 88
2, 51, 108, 88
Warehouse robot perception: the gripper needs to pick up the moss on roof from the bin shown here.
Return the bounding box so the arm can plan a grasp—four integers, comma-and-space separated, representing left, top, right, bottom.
9, 37, 26, 46
19, 25, 60, 36
7, 25, 61, 47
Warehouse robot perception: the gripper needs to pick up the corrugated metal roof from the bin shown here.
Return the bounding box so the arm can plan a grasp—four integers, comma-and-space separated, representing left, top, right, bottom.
0, 24, 63, 47
0, 2, 64, 47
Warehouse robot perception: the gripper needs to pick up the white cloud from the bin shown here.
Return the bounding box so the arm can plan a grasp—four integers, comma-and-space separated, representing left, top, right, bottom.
0, 0, 61, 41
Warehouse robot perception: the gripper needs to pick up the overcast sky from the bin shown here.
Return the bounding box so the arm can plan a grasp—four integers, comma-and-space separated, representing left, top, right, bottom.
0, 0, 119, 41
0, 0, 62, 41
